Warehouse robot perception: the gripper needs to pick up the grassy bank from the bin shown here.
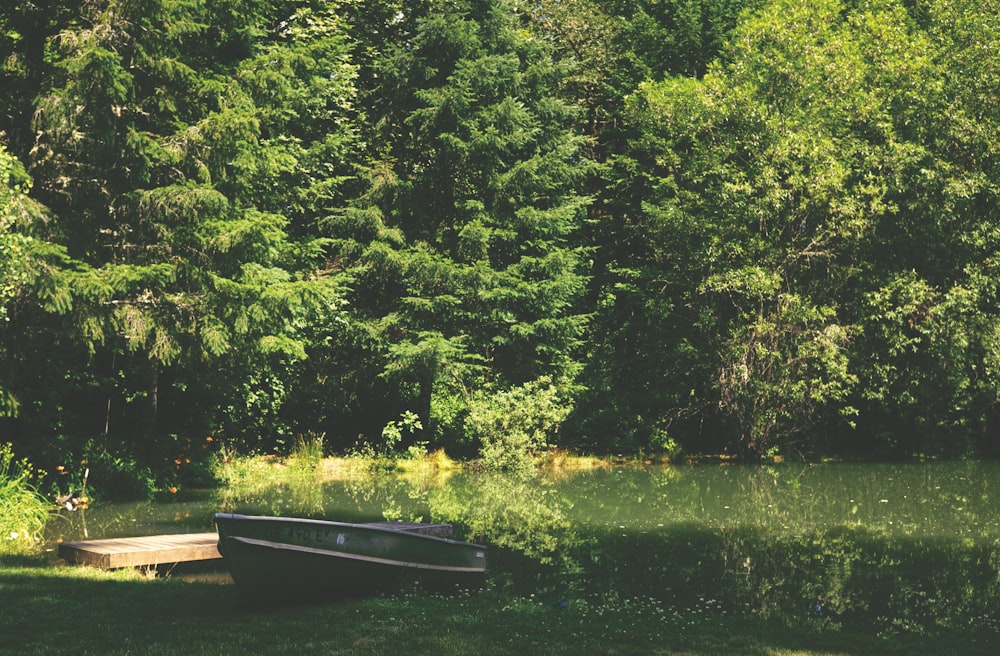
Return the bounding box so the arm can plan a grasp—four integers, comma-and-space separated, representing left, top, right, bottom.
0, 557, 995, 656
210, 447, 612, 500
0, 443, 50, 554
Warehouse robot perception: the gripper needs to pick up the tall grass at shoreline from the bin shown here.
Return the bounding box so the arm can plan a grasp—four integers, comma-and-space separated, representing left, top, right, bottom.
0, 443, 49, 555
214, 437, 466, 488
212, 435, 381, 509
212, 443, 633, 513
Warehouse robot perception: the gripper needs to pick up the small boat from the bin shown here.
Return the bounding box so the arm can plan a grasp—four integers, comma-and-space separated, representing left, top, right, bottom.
214, 513, 487, 599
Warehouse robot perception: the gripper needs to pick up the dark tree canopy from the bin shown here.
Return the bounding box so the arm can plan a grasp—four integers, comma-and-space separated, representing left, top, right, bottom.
2, 0, 1000, 489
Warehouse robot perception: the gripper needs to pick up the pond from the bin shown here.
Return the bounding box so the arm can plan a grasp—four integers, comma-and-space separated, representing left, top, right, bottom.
45, 461, 1000, 634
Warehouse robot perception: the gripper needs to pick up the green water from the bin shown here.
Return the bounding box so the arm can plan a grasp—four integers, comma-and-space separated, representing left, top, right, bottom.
46, 462, 1000, 633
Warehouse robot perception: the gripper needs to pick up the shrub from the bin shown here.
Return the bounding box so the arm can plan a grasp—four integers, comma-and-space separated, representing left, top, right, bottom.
0, 443, 49, 555
381, 411, 423, 455
82, 445, 156, 501
466, 377, 572, 472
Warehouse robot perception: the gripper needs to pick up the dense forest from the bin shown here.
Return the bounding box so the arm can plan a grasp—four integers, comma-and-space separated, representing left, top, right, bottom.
3, 0, 1000, 487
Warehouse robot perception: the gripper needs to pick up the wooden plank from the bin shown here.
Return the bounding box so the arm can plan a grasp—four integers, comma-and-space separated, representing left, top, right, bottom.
58, 532, 221, 569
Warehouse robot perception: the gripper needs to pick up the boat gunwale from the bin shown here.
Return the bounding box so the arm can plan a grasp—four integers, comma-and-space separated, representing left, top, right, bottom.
213, 512, 487, 549
225, 535, 487, 573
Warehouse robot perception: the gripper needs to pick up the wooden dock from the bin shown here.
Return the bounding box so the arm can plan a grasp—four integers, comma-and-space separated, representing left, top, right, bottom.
58, 522, 453, 569
59, 533, 221, 569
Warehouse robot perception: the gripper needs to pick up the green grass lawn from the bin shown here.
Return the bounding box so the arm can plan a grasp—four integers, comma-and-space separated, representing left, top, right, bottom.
1, 557, 996, 655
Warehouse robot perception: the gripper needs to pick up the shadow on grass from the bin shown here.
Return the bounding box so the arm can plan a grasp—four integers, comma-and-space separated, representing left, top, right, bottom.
1, 556, 997, 656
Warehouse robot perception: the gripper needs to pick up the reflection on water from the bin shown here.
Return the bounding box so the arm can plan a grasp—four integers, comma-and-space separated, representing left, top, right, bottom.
46, 462, 1000, 633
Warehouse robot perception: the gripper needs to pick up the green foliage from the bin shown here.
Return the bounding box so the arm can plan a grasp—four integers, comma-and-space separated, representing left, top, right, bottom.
212, 445, 282, 498
81, 443, 157, 502
649, 427, 683, 461
213, 436, 332, 510
321, 0, 593, 450
381, 411, 423, 454
0, 443, 49, 555
0, 146, 31, 323
288, 431, 326, 468
466, 377, 573, 472
586, 0, 1000, 458
4, 0, 1000, 471
1, 0, 359, 467
0, 145, 49, 418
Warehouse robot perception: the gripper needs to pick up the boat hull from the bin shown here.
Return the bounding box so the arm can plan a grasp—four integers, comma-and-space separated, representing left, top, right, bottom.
214, 513, 487, 599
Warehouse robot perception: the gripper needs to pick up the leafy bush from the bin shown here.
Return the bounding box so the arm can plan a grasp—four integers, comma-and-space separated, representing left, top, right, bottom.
82, 445, 156, 502
0, 443, 49, 555
381, 411, 423, 455
466, 377, 573, 472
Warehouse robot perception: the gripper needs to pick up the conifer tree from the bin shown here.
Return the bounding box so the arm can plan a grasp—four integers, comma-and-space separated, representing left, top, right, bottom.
5, 0, 359, 465
332, 0, 593, 450
0, 146, 38, 417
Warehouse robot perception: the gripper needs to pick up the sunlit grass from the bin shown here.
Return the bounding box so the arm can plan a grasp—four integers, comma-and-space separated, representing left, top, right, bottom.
286, 432, 325, 469
537, 449, 610, 471
214, 435, 337, 495
214, 445, 639, 499
397, 447, 458, 472
213, 452, 283, 494
0, 443, 50, 555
